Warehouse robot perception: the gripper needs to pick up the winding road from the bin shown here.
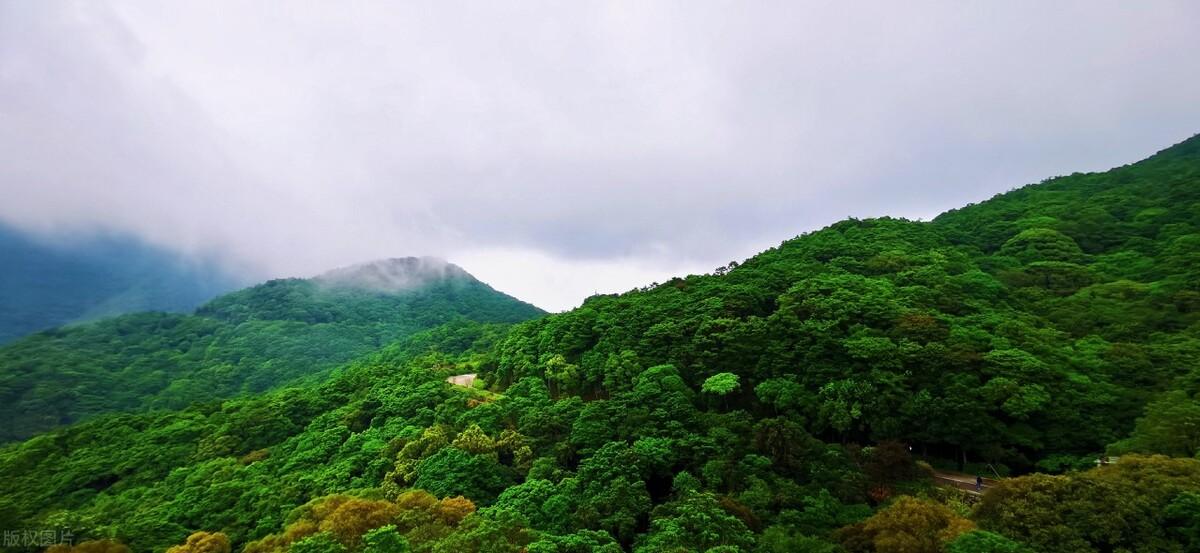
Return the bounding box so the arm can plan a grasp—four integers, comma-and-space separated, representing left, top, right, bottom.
932, 470, 1000, 495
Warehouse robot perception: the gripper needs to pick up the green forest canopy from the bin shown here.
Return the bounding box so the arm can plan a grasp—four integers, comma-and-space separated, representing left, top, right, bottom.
3, 135, 1200, 552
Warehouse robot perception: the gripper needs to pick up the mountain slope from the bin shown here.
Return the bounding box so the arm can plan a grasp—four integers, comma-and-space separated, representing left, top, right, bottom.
0, 137, 1198, 552
934, 133, 1200, 261
491, 135, 1200, 461
0, 223, 241, 344
0, 258, 543, 442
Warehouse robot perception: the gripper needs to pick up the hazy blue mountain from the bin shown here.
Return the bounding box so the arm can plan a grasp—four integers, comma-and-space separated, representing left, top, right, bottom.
0, 223, 242, 344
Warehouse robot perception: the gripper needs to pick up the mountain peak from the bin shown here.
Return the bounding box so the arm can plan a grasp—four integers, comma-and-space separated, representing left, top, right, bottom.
314, 256, 474, 293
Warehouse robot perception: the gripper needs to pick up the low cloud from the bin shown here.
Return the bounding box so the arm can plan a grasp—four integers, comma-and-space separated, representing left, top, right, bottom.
3, 1, 1199, 310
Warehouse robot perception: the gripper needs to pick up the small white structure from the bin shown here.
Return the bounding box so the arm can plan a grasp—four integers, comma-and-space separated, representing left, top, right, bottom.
447, 373, 477, 387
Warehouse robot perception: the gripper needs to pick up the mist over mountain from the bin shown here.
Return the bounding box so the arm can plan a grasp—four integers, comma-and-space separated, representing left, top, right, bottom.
198, 257, 540, 326
0, 257, 542, 442
0, 223, 242, 344
315, 257, 474, 293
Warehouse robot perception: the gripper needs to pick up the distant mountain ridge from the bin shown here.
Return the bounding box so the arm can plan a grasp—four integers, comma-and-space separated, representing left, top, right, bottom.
195, 257, 539, 326
0, 223, 242, 344
0, 256, 544, 442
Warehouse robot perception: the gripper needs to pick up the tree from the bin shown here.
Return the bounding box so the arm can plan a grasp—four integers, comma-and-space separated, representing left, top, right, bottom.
754, 377, 813, 416
544, 354, 581, 397
362, 525, 410, 553
602, 350, 643, 394
703, 373, 741, 396
756, 526, 840, 553
289, 533, 347, 553
752, 418, 823, 476
414, 447, 516, 502
971, 474, 1087, 552
166, 532, 231, 553
819, 379, 874, 436
702, 372, 741, 412
430, 509, 533, 553
945, 531, 1032, 553
974, 456, 1200, 553
999, 228, 1084, 264
46, 541, 131, 553
844, 496, 974, 553
634, 491, 754, 552
527, 530, 622, 553
776, 490, 871, 538
1165, 492, 1200, 552
1110, 391, 1200, 457
491, 479, 570, 533
568, 441, 652, 544
319, 497, 400, 546
452, 424, 498, 455
862, 441, 924, 487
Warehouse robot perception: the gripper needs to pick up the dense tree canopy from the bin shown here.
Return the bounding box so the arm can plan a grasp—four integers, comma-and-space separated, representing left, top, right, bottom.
1, 136, 1199, 552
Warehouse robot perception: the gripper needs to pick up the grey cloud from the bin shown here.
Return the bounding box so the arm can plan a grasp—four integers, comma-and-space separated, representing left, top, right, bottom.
2, 1, 1199, 309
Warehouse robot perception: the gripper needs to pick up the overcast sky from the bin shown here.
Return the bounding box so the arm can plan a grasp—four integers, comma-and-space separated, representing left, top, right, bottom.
3, 1, 1199, 311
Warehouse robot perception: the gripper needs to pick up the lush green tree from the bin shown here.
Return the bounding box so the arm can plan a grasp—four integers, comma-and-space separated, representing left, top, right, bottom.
413, 448, 516, 504
776, 489, 872, 538
755, 526, 840, 553
527, 530, 622, 553
567, 442, 652, 544
819, 379, 874, 436
289, 533, 347, 553
945, 531, 1032, 553
1110, 391, 1200, 457
1164, 492, 1200, 552
359, 525, 410, 553
703, 373, 742, 396
430, 509, 533, 553
754, 377, 814, 417
634, 491, 754, 552
999, 228, 1084, 263
490, 479, 571, 533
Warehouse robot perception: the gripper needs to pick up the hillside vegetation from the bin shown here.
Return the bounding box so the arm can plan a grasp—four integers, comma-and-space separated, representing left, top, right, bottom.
2, 136, 1199, 552
0, 258, 543, 442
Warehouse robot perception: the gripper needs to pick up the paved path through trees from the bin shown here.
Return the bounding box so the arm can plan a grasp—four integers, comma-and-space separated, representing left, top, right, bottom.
932, 470, 1000, 496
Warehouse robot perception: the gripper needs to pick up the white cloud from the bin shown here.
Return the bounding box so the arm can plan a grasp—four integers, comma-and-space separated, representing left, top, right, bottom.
2, 1, 1199, 310
455, 246, 710, 312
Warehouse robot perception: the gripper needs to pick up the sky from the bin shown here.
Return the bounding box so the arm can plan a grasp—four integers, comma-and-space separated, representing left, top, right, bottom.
2, 1, 1200, 311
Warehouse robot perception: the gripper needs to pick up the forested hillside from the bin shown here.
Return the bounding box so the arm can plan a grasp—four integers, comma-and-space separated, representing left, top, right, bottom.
0, 224, 240, 344
2, 136, 1198, 553
0, 258, 543, 442
491, 133, 1200, 470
